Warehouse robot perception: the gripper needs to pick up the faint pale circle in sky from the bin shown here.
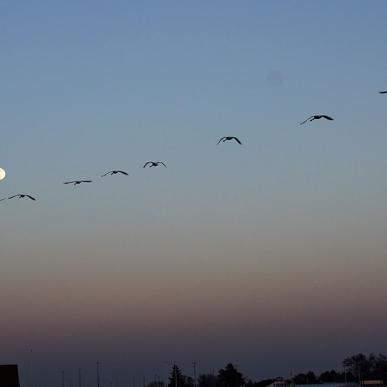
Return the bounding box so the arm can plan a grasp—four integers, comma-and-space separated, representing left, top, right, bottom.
0, 168, 6, 181
266, 70, 284, 87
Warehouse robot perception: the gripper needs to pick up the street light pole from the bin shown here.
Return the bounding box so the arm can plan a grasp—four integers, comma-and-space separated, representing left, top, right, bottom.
192, 362, 197, 387
97, 362, 100, 387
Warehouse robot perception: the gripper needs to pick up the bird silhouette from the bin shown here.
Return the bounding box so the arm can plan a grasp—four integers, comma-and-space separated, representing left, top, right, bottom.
101, 170, 128, 177
379, 91, 387, 94
217, 136, 242, 145
64, 180, 92, 186
143, 162, 167, 168
300, 115, 334, 125
8, 194, 36, 201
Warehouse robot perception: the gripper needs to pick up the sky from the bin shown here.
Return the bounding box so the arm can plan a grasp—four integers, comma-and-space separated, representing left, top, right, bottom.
1, 1, 387, 386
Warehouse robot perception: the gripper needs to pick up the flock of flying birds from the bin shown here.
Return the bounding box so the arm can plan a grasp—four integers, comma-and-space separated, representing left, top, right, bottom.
2, 96, 387, 203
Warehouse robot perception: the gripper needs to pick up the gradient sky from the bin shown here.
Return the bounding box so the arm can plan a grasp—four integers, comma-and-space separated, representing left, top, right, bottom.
1, 1, 387, 386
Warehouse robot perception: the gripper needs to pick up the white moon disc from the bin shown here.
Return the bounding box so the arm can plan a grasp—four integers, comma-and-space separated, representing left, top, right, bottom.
0, 168, 6, 181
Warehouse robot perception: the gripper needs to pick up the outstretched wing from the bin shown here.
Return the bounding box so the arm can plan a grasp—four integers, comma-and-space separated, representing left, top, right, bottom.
232, 137, 242, 145
64, 181, 75, 184
159, 162, 167, 168
117, 171, 128, 175
81, 180, 92, 183
321, 115, 334, 120
217, 137, 226, 144
143, 162, 151, 168
101, 171, 112, 177
379, 91, 387, 94
8, 195, 19, 199
300, 116, 313, 125
26, 195, 36, 201
0, 197, 7, 201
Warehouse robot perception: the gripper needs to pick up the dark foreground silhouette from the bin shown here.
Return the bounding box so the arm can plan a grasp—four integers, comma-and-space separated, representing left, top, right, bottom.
160, 353, 387, 387
0, 364, 20, 387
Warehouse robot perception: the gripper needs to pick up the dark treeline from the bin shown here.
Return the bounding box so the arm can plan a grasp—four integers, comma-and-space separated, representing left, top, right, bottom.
147, 354, 387, 387
290, 353, 387, 384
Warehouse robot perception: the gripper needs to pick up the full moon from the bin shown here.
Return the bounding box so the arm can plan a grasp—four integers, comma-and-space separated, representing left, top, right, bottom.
0, 168, 6, 181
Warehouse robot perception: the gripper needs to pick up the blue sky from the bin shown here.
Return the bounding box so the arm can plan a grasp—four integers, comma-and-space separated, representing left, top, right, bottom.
1, 1, 387, 386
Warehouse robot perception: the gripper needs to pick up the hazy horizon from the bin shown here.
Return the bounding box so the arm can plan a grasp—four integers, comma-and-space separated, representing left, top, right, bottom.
1, 1, 387, 386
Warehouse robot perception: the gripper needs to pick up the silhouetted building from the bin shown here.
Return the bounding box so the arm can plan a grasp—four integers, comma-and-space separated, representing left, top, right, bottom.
0, 365, 20, 387
267, 378, 289, 387
295, 384, 356, 387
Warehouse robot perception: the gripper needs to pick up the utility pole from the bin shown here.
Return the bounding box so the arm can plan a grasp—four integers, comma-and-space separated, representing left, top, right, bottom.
97, 362, 101, 387
28, 348, 33, 387
192, 362, 197, 387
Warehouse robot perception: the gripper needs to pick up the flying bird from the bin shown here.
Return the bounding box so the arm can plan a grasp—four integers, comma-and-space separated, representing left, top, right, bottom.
64, 180, 92, 186
101, 170, 129, 177
143, 162, 167, 168
300, 115, 334, 125
8, 194, 36, 201
217, 136, 242, 145
379, 91, 387, 94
